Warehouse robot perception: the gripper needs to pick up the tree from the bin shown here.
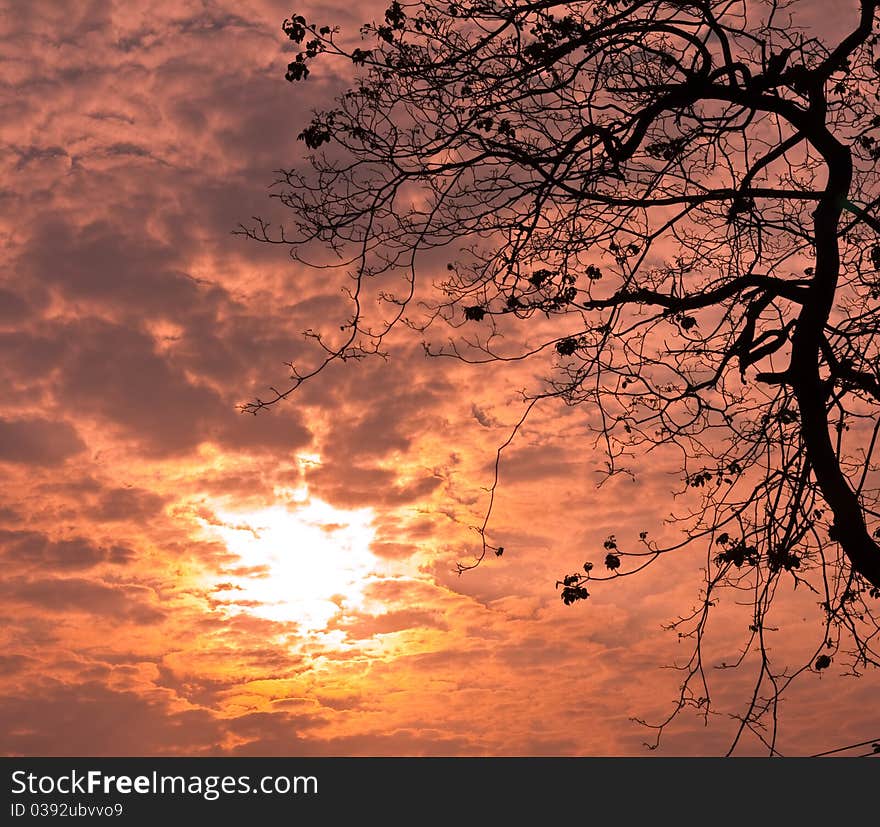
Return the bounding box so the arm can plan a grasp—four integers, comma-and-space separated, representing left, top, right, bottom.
240, 0, 880, 753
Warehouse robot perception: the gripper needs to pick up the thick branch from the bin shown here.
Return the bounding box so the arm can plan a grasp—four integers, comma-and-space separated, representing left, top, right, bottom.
578, 273, 807, 312
792, 135, 880, 589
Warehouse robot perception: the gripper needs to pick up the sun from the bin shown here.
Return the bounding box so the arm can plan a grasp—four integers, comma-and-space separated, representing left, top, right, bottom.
202, 495, 378, 631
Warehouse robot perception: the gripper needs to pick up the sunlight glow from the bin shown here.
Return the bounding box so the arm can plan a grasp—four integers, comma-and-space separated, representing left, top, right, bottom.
203, 496, 378, 631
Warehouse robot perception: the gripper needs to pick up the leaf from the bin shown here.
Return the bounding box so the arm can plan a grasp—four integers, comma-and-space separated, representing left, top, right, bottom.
298, 121, 332, 149
560, 584, 589, 605
556, 337, 578, 356
384, 2, 406, 29
282, 15, 309, 43
528, 268, 554, 286
285, 56, 310, 82
351, 48, 373, 65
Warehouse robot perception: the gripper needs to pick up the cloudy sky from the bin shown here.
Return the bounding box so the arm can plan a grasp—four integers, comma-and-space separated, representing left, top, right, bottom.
1, 0, 878, 757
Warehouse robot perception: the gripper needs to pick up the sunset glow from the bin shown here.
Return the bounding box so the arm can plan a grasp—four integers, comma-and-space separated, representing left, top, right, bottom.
2, 0, 879, 760
202, 497, 378, 629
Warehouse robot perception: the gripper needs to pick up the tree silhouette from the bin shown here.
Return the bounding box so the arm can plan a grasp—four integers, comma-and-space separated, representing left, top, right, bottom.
241, 0, 880, 753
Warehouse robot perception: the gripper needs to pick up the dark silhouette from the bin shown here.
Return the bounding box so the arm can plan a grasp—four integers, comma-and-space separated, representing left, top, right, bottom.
241, 1, 880, 753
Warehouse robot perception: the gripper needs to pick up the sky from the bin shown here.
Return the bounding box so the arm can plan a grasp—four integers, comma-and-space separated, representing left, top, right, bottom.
1, 0, 878, 757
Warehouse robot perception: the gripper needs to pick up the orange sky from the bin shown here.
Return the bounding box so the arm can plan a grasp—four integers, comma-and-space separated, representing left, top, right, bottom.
1, 0, 878, 756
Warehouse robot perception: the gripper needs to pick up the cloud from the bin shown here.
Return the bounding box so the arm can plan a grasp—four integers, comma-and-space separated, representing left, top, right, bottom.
56, 320, 222, 455
0, 287, 35, 324
23, 218, 217, 320
1, 0, 877, 761
0, 529, 135, 570
330, 608, 448, 640
306, 463, 443, 507
0, 577, 165, 624
0, 417, 86, 466
48, 319, 311, 457
0, 681, 223, 756
88, 486, 167, 522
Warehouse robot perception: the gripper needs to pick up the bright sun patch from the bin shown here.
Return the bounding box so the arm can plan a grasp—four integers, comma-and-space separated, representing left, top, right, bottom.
204, 497, 378, 631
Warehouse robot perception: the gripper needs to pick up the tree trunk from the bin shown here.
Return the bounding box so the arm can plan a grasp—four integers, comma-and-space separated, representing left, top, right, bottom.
792, 139, 880, 589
